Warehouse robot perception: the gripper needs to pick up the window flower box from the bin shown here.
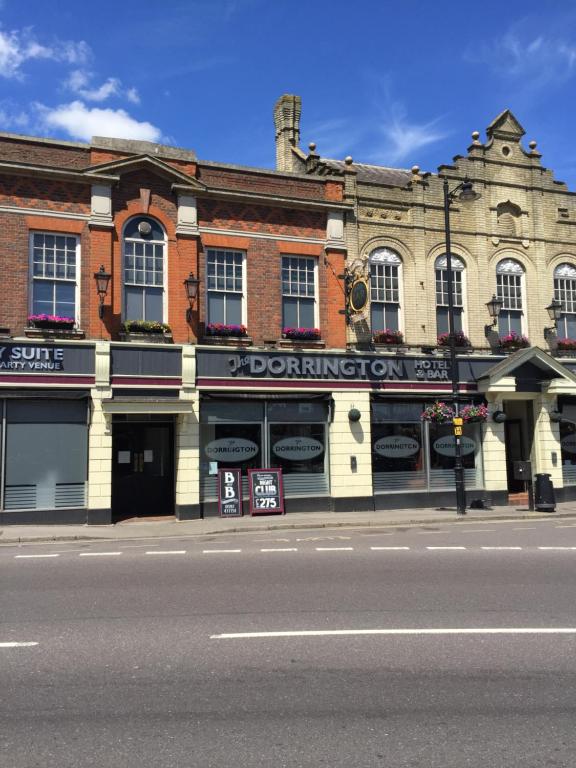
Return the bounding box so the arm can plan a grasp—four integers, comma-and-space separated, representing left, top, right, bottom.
461, 404, 488, 423
556, 338, 576, 352
27, 314, 75, 331
373, 329, 403, 345
437, 331, 471, 348
120, 320, 173, 344
206, 323, 248, 338
498, 332, 530, 350
282, 327, 321, 341
421, 401, 455, 423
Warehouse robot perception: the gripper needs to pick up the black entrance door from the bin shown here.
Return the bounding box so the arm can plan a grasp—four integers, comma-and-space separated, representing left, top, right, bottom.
112, 420, 174, 520
504, 419, 525, 493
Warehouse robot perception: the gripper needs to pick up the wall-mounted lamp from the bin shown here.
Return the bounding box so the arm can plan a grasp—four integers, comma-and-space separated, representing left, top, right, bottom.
492, 410, 507, 423
544, 297, 563, 338
348, 407, 361, 422
94, 265, 111, 320
486, 294, 503, 326
183, 272, 200, 321
549, 410, 563, 423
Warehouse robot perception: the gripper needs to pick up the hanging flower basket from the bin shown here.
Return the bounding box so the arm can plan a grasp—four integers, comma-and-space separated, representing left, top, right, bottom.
121, 320, 171, 335
498, 332, 530, 350
461, 404, 488, 423
282, 327, 321, 341
437, 331, 471, 348
206, 323, 248, 338
373, 329, 404, 345
421, 401, 455, 423
27, 314, 75, 330
556, 338, 576, 352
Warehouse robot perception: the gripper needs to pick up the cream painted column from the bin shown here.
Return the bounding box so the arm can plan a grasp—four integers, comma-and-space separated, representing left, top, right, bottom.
482, 396, 508, 496
88, 341, 113, 523
531, 395, 562, 488
329, 391, 373, 509
175, 345, 201, 518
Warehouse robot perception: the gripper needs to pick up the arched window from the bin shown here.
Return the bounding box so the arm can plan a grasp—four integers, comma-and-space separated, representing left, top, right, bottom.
123, 216, 166, 322
435, 254, 465, 336
554, 262, 576, 339
369, 248, 402, 333
496, 258, 525, 335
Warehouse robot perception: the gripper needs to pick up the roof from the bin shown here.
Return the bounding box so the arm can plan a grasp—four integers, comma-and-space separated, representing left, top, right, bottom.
321, 158, 412, 187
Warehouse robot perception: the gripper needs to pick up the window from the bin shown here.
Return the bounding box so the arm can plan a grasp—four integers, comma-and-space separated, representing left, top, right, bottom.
435, 254, 464, 336
369, 248, 402, 332
31, 233, 78, 320
206, 248, 244, 326
554, 263, 576, 339
282, 256, 317, 328
496, 258, 525, 335
123, 217, 165, 322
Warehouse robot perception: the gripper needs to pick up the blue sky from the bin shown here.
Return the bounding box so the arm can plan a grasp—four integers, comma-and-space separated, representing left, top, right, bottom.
2, 1, 576, 185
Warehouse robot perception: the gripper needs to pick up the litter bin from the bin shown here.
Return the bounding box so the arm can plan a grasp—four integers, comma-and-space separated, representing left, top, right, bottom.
534, 473, 556, 512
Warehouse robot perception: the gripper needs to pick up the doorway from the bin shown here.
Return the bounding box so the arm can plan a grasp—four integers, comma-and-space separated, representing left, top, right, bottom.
503, 401, 534, 494
112, 419, 174, 521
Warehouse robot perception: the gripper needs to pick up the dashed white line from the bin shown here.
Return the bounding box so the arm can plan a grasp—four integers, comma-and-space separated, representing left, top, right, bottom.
427, 546, 467, 550
537, 546, 576, 551
460, 529, 496, 533
315, 547, 354, 551
260, 548, 298, 552
14, 554, 59, 559
145, 550, 186, 555
211, 627, 576, 640
481, 546, 523, 551
202, 549, 242, 554
370, 546, 410, 551
0, 642, 38, 648
79, 551, 122, 557
513, 527, 536, 530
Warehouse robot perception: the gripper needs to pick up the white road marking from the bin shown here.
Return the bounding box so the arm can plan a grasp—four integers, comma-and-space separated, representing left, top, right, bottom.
315, 547, 354, 551
370, 546, 410, 551
15, 554, 59, 559
481, 546, 523, 550
555, 525, 576, 528
537, 546, 576, 551
415, 530, 445, 535
260, 548, 298, 552
460, 529, 496, 533
0, 642, 38, 648
79, 551, 122, 557
211, 627, 576, 640
297, 536, 351, 541
202, 549, 242, 554
513, 527, 536, 530
427, 546, 467, 550
145, 550, 186, 555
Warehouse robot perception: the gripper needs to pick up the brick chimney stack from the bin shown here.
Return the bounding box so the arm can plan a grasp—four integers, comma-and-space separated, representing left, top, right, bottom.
274, 94, 302, 172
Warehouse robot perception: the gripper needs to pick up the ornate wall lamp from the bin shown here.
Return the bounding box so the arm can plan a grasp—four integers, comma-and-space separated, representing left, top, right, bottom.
183, 272, 200, 322
486, 294, 503, 327
93, 265, 111, 320
544, 298, 562, 338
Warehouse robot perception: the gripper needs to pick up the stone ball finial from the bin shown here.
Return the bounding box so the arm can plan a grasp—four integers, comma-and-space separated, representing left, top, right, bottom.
344, 155, 353, 165
472, 131, 480, 142
529, 140, 537, 150
308, 141, 316, 153
411, 165, 420, 175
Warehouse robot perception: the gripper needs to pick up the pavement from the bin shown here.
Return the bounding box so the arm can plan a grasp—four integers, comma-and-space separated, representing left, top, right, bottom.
2, 500, 576, 544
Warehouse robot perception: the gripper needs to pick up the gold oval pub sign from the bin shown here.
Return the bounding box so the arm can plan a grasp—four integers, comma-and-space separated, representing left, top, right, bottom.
349, 279, 369, 313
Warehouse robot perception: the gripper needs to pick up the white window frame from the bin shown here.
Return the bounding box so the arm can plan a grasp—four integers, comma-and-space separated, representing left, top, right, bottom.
205, 248, 247, 327
434, 254, 467, 335
122, 216, 167, 323
369, 248, 404, 334
281, 255, 319, 329
28, 232, 81, 325
496, 258, 526, 335
554, 262, 576, 338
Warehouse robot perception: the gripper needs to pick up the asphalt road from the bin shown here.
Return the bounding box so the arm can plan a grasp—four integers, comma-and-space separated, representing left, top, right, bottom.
2, 519, 576, 767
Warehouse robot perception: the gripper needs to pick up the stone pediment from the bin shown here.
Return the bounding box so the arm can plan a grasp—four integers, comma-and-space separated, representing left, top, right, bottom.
86, 154, 206, 191
478, 346, 576, 395
486, 110, 526, 142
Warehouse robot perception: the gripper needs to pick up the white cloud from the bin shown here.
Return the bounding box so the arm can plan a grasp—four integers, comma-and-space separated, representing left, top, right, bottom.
36, 101, 163, 142
0, 102, 29, 130
65, 69, 140, 104
0, 27, 89, 80
371, 111, 448, 166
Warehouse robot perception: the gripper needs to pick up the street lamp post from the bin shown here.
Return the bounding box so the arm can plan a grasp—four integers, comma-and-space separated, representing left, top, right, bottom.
442, 178, 481, 516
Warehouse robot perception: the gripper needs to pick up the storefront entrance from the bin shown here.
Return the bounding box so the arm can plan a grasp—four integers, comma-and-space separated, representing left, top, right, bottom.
503, 402, 533, 494
112, 419, 174, 520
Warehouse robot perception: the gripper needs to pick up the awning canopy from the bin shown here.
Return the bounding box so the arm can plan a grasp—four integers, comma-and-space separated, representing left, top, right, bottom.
102, 397, 194, 415
477, 347, 576, 397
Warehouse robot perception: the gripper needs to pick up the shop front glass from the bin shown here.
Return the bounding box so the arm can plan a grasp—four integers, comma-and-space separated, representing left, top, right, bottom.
200, 398, 329, 501
560, 420, 576, 486
371, 400, 484, 494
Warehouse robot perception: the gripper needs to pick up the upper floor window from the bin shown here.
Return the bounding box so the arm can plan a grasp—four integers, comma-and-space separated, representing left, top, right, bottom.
369, 248, 402, 332
123, 217, 165, 322
30, 233, 78, 320
554, 262, 576, 339
435, 254, 465, 336
207, 248, 245, 326
496, 258, 525, 335
282, 255, 317, 328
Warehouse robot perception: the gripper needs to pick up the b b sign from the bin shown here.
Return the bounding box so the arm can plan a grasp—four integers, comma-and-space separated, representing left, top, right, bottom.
218, 468, 243, 517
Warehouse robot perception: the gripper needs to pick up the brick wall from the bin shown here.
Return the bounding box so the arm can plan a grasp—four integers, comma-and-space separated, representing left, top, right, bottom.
0, 136, 88, 169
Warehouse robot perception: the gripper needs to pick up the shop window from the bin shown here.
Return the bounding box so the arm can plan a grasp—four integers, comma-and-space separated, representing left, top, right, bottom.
206, 248, 245, 326
554, 263, 576, 339
123, 216, 166, 322
496, 258, 525, 336
282, 256, 317, 328
427, 422, 483, 490
435, 254, 464, 336
3, 400, 87, 511
369, 248, 402, 332
30, 233, 78, 320
560, 420, 576, 486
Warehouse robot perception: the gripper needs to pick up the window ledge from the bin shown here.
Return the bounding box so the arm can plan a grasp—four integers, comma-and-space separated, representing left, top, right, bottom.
202, 335, 253, 347
118, 331, 174, 344
25, 327, 86, 340
277, 339, 326, 350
